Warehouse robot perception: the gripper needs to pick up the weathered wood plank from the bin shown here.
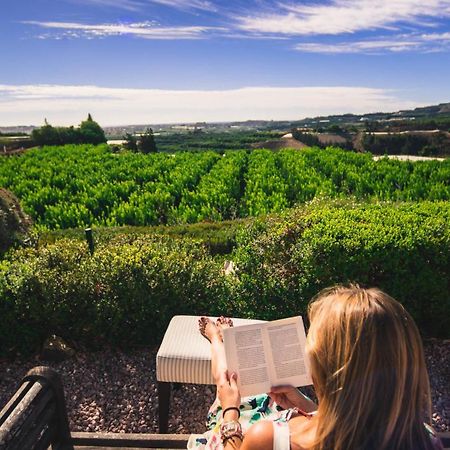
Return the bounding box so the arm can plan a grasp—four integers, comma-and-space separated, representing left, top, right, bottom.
74, 447, 185, 450
11, 389, 54, 444
73, 447, 184, 450
0, 382, 31, 428
71, 431, 450, 450
71, 432, 189, 449
8, 403, 56, 450
439, 431, 450, 449
33, 424, 55, 450
0, 381, 44, 443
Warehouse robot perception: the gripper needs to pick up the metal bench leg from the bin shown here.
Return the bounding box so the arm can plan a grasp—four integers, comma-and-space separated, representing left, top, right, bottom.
157, 381, 172, 433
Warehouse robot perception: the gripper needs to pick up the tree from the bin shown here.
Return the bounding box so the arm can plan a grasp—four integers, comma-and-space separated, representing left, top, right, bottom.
137, 128, 157, 154
327, 124, 344, 134
364, 120, 380, 133
31, 120, 60, 146
31, 114, 107, 146
79, 114, 106, 145
123, 133, 138, 152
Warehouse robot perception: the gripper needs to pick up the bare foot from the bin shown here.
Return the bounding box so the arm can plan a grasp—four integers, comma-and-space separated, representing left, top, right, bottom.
216, 316, 234, 340
199, 317, 221, 343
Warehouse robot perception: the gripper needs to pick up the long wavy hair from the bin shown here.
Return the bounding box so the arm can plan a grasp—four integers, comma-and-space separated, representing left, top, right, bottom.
304, 285, 434, 450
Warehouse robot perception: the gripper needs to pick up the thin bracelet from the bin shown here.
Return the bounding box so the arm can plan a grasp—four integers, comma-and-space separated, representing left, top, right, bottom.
222, 406, 241, 418
223, 434, 244, 445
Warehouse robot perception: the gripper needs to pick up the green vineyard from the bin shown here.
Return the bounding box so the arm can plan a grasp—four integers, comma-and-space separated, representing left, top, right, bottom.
0, 144, 448, 229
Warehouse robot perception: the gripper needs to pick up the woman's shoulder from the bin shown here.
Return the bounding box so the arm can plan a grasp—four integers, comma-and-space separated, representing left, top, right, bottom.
288, 415, 316, 450
242, 420, 274, 450
244, 419, 301, 450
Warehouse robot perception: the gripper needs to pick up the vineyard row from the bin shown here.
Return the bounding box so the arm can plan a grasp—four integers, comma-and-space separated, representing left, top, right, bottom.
0, 145, 448, 229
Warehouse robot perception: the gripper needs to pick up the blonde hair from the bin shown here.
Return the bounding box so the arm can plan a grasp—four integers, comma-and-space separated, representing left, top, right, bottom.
304, 285, 433, 450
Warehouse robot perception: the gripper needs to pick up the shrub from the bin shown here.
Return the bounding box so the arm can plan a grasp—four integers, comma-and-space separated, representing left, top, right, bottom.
232, 200, 450, 337
0, 188, 32, 254
0, 236, 228, 355
0, 201, 448, 356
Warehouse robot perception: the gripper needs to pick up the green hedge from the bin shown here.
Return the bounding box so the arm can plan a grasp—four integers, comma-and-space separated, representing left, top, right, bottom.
0, 201, 448, 356
0, 236, 228, 355
232, 200, 450, 337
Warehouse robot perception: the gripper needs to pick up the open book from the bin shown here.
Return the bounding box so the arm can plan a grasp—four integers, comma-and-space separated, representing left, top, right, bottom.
222, 316, 312, 397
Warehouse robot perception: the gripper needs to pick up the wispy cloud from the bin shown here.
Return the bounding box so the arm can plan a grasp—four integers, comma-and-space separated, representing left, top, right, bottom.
421, 31, 450, 41
147, 0, 216, 12
69, 0, 143, 12
295, 41, 418, 54
23, 20, 220, 40
71, 0, 216, 12
236, 0, 450, 36
0, 83, 422, 126
295, 31, 450, 54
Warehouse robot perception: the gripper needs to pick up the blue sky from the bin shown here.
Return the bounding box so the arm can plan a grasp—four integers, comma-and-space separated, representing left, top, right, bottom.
1, 0, 449, 125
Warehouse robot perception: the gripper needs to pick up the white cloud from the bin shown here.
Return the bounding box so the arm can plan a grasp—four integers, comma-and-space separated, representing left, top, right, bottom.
147, 0, 216, 12
295, 41, 417, 54
236, 0, 450, 36
0, 84, 422, 126
295, 32, 450, 54
421, 31, 450, 41
71, 0, 216, 11
23, 21, 219, 40
71, 0, 143, 11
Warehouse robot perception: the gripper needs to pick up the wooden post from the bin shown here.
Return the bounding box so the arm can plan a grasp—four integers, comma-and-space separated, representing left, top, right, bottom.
85, 228, 95, 255
157, 382, 172, 433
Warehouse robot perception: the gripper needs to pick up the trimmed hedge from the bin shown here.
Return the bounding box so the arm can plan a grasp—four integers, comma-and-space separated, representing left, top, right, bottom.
232, 200, 450, 337
0, 200, 448, 356
0, 236, 228, 355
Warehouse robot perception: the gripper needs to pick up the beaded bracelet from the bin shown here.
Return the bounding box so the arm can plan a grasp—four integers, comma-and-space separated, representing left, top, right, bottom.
220, 420, 244, 444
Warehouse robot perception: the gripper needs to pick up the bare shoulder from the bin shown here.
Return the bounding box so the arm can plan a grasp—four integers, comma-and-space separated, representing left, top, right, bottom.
240, 420, 274, 450
289, 416, 316, 450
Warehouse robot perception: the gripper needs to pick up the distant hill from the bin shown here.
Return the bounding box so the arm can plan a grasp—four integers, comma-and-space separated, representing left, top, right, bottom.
1, 101, 449, 136
105, 101, 450, 134
287, 102, 450, 130
400, 102, 450, 117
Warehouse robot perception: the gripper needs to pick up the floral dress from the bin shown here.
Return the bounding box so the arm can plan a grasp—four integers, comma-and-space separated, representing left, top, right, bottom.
188, 394, 444, 450
187, 393, 294, 450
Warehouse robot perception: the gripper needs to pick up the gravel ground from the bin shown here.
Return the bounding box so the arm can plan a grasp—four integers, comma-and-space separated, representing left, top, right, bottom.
0, 340, 448, 435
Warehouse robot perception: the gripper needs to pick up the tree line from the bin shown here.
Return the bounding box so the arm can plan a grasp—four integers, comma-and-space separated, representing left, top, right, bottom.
30, 115, 157, 153
32, 114, 107, 146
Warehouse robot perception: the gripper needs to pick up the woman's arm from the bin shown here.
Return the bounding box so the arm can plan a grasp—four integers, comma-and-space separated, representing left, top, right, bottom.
217, 372, 243, 450
218, 373, 274, 450
268, 386, 317, 412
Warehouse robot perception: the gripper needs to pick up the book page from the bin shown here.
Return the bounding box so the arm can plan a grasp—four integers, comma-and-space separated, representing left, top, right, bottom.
223, 324, 271, 397
222, 316, 311, 398
265, 316, 312, 388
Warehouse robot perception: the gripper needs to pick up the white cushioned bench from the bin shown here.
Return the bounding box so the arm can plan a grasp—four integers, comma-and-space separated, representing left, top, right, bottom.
156, 315, 264, 432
